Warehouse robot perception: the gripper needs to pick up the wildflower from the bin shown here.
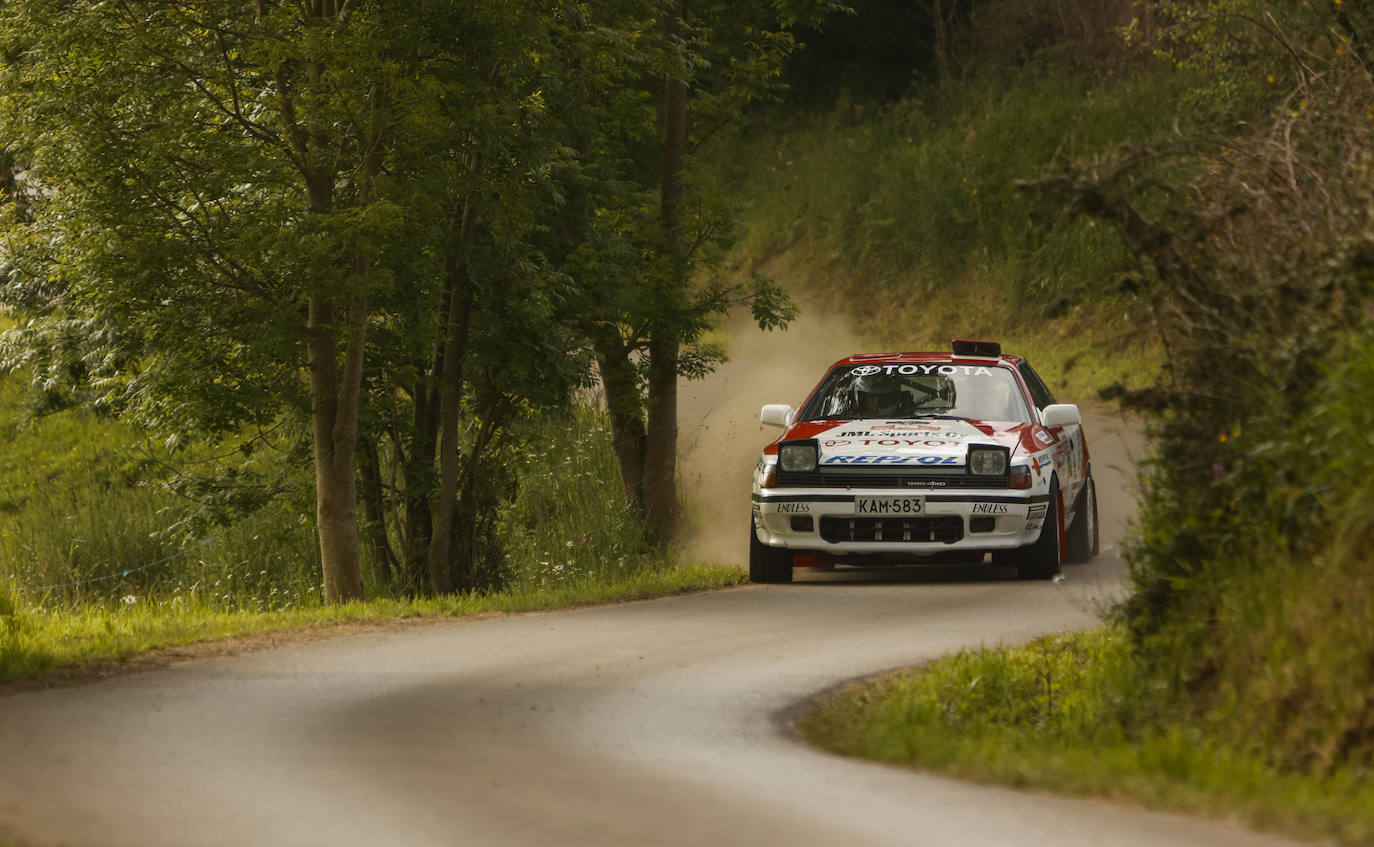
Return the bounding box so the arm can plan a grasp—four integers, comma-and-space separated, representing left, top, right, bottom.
121, 594, 137, 606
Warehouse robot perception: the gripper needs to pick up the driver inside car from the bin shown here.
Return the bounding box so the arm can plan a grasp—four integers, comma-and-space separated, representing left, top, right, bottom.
850, 372, 914, 418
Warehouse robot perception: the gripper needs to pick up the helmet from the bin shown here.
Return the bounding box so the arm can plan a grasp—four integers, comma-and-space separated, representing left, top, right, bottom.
852, 371, 907, 417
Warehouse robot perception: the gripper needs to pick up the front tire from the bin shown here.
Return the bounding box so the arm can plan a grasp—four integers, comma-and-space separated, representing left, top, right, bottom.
1064, 472, 1099, 564
1017, 478, 1062, 580
749, 517, 794, 583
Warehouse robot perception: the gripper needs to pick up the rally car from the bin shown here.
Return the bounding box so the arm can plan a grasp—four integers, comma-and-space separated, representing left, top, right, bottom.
750, 339, 1098, 583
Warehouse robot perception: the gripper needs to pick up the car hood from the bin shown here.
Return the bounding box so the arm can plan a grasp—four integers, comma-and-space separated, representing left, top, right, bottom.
782, 418, 1028, 467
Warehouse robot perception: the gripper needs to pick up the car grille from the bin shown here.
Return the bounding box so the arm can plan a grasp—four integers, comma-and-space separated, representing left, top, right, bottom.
819, 516, 964, 544
777, 471, 1006, 490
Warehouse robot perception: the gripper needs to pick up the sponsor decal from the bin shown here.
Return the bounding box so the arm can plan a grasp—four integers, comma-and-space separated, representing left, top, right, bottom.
824, 455, 960, 465
823, 438, 959, 447
838, 429, 967, 439
852, 363, 995, 377
869, 424, 969, 436
971, 503, 1009, 515
1027, 504, 1048, 520
1035, 431, 1054, 445
776, 502, 811, 514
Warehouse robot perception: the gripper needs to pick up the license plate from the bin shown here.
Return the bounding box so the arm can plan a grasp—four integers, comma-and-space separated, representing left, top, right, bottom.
855, 496, 924, 515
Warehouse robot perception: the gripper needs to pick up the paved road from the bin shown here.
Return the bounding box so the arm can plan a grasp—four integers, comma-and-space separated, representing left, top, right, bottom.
0, 412, 1298, 847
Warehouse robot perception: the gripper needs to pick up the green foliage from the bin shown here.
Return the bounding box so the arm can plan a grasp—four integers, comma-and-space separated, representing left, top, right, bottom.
1140, 0, 1374, 123
0, 565, 746, 684
0, 347, 685, 612
498, 406, 668, 590
1123, 332, 1374, 775
802, 628, 1374, 844
764, 5, 1374, 838
732, 61, 1199, 297
1011, 0, 1374, 787
719, 51, 1194, 400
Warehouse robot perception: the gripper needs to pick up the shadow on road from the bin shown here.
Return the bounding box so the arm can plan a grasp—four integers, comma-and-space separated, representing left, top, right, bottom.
790, 562, 1026, 585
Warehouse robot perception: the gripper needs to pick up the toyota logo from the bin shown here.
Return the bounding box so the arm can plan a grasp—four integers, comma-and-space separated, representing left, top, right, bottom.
851, 365, 882, 376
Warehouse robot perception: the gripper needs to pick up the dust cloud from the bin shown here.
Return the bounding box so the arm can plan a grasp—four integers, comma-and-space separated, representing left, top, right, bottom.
677, 289, 868, 567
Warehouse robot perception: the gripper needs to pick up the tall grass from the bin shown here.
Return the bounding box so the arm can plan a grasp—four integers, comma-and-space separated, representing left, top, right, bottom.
499, 405, 667, 591
0, 368, 742, 683
718, 63, 1203, 398
0, 365, 323, 611
0, 564, 745, 683
797, 19, 1374, 841
802, 628, 1374, 844
1, 351, 688, 629
730, 64, 1198, 294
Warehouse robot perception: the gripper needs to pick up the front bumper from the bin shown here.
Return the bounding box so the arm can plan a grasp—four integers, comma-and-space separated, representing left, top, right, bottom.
751, 488, 1051, 561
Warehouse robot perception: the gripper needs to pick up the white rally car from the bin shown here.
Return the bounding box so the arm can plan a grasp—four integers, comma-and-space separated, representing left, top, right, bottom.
750, 340, 1097, 583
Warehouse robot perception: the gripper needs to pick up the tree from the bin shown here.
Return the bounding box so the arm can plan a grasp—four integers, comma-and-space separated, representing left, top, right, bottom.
552, 0, 839, 543
0, 1, 443, 601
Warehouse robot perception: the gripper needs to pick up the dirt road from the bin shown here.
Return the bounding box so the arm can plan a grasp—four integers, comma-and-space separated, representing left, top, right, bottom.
0, 302, 1298, 847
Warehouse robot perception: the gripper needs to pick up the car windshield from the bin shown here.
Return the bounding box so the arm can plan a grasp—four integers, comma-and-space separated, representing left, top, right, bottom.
797, 362, 1031, 424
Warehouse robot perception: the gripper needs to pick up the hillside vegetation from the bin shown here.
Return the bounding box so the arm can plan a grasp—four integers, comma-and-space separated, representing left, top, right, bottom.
785, 1, 1374, 840
3, 9, 1373, 835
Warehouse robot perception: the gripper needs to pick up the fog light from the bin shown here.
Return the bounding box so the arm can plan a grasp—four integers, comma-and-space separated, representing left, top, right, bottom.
790, 515, 814, 532
969, 516, 996, 533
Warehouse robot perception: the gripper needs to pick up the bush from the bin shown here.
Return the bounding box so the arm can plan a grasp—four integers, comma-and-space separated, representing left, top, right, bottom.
498, 405, 665, 591
1066, 24, 1374, 776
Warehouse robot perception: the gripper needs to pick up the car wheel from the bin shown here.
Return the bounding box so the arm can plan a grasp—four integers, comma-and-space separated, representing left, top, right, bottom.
1017, 478, 1062, 580
1064, 471, 1099, 564
748, 516, 794, 584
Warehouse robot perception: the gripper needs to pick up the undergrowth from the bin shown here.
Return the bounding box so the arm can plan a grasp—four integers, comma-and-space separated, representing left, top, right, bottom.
0, 342, 723, 684
801, 628, 1374, 844
0, 565, 745, 684
718, 62, 1208, 395
798, 6, 1374, 842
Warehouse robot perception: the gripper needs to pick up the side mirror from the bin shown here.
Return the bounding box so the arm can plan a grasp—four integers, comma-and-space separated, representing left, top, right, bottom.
760, 404, 794, 428
1041, 403, 1081, 428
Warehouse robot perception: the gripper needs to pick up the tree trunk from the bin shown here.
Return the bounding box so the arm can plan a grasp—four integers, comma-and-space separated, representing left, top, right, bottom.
359, 439, 395, 584
428, 248, 474, 595
920, 0, 953, 85
590, 325, 647, 514
0, 155, 29, 222
306, 290, 368, 603
454, 399, 503, 590
643, 332, 679, 542
402, 365, 438, 592
643, 0, 689, 543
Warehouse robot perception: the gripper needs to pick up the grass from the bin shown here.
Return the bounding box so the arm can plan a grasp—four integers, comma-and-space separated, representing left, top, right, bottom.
717, 64, 1191, 404
0, 336, 748, 686
800, 627, 1374, 845
0, 564, 746, 685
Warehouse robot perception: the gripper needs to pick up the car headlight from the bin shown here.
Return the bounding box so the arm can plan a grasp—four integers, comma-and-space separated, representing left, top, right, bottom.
967, 445, 1009, 476
778, 441, 818, 473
